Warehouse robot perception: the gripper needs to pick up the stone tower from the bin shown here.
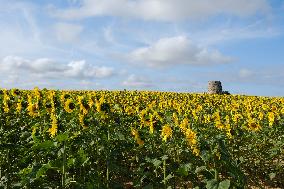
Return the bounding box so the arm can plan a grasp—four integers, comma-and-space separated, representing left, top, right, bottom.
208, 81, 222, 94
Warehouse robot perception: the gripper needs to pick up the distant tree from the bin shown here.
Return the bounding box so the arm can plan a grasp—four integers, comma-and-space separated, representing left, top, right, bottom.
222, 91, 230, 95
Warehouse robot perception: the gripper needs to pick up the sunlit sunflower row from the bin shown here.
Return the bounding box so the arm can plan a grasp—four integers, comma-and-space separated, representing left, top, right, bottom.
1, 88, 284, 154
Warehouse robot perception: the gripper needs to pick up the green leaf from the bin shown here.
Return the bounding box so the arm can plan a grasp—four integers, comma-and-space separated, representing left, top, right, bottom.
206, 179, 230, 189
195, 166, 207, 174
161, 155, 168, 160
58, 147, 65, 157
67, 158, 76, 167
206, 179, 218, 189
269, 173, 276, 180
33, 140, 55, 150
36, 163, 51, 178
56, 133, 69, 142
163, 174, 174, 182
19, 166, 33, 176
11, 182, 22, 187
143, 183, 154, 189
78, 149, 89, 166
152, 159, 162, 167
176, 163, 192, 176
219, 180, 230, 189
116, 132, 126, 140
200, 150, 211, 162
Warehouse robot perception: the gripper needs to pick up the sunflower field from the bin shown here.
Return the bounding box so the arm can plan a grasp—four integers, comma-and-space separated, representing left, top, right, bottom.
0, 88, 283, 188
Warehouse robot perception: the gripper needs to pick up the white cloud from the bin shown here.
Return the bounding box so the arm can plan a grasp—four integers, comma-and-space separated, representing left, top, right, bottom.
0, 56, 114, 83
0, 2, 76, 58
52, 0, 270, 21
65, 60, 114, 78
194, 19, 280, 46
54, 22, 83, 42
122, 74, 153, 88
1, 56, 65, 75
127, 36, 233, 68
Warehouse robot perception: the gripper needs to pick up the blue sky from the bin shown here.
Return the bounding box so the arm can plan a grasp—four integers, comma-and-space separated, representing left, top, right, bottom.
0, 0, 284, 96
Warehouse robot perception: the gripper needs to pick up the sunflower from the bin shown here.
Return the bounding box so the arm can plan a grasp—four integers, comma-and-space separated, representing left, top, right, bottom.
64, 98, 75, 113
161, 124, 172, 142
48, 114, 58, 137
268, 112, 275, 127
248, 119, 261, 131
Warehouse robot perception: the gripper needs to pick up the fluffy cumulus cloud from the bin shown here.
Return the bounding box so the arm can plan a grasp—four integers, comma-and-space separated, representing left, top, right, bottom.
52, 0, 270, 21
64, 60, 114, 78
127, 36, 233, 68
0, 56, 114, 82
122, 74, 153, 88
